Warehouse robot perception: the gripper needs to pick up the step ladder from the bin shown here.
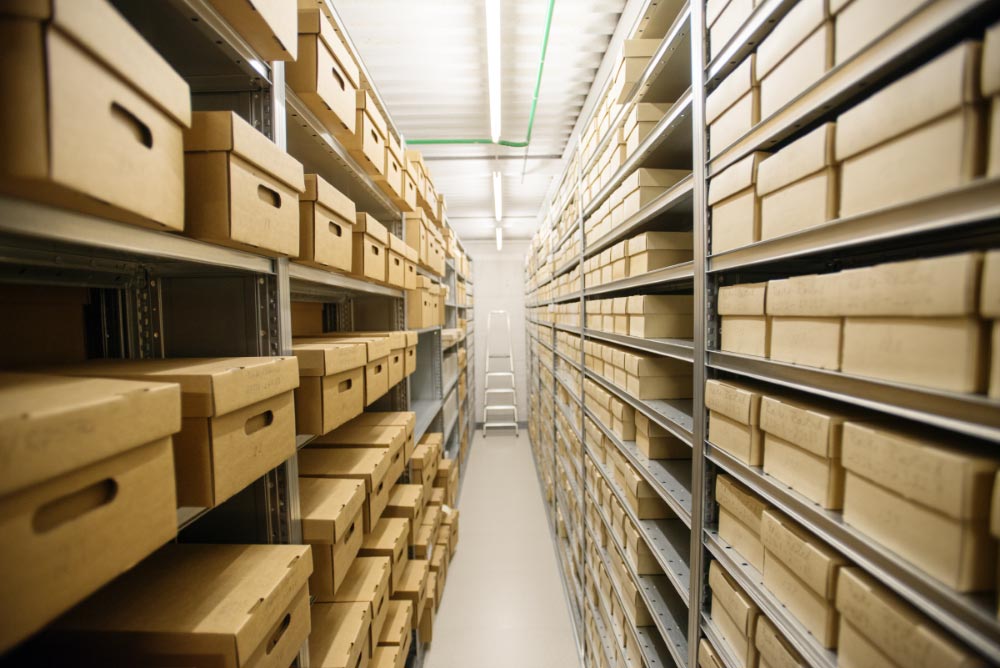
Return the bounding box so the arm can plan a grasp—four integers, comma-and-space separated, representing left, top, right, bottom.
482, 310, 518, 437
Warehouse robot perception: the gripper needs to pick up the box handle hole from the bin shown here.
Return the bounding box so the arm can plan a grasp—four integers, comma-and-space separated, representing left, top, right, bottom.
371, 244, 380, 256
329, 221, 343, 237
266, 613, 291, 654
33, 479, 117, 533
331, 65, 345, 91
245, 410, 275, 435
111, 103, 153, 148
258, 185, 282, 208
338, 378, 353, 392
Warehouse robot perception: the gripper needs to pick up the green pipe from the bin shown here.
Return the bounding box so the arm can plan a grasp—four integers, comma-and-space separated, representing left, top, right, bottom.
407, 0, 556, 148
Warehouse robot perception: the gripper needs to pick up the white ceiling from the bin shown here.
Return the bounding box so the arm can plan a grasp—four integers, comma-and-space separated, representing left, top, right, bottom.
335, 0, 627, 240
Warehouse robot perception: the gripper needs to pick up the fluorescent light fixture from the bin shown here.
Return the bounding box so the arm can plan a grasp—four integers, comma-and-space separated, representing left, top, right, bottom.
492, 171, 503, 221
496, 225, 503, 251
486, 0, 501, 142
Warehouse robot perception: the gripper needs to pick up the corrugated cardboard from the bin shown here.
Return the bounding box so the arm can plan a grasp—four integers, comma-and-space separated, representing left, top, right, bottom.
709, 561, 759, 667
716, 475, 770, 571
299, 448, 394, 532
334, 557, 392, 655
298, 173, 356, 272
768, 317, 842, 370
707, 55, 757, 124
709, 411, 764, 466
766, 273, 841, 317
293, 341, 366, 435
352, 213, 388, 283
841, 317, 986, 393
756, 0, 829, 79
754, 614, 806, 668
361, 518, 410, 593
760, 22, 833, 119
313, 424, 406, 490
708, 56, 759, 156
832, 0, 925, 65
208, 0, 296, 61
309, 602, 370, 668
758, 123, 837, 239
699, 638, 726, 668
705, 379, 763, 427
710, 152, 768, 253
349, 91, 387, 175
835, 567, 981, 668
51, 544, 312, 667
347, 412, 416, 462
765, 434, 845, 509
635, 412, 691, 459
288, 7, 359, 135
380, 599, 413, 647
718, 282, 767, 316
384, 483, 426, 546
392, 560, 430, 630
303, 478, 365, 598
709, 0, 754, 59
721, 316, 771, 357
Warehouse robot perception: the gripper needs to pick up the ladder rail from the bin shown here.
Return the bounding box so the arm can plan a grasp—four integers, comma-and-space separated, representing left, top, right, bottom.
482, 310, 518, 437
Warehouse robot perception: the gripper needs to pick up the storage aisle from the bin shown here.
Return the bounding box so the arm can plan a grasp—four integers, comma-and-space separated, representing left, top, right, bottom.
424, 432, 581, 668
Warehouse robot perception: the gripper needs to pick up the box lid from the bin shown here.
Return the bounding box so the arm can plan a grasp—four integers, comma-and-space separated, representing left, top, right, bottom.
403, 243, 419, 262
626, 294, 694, 314
297, 336, 391, 362
980, 250, 1000, 317
627, 231, 694, 254
387, 483, 425, 512
309, 602, 370, 668
341, 330, 407, 350
380, 600, 413, 644
761, 510, 845, 599
361, 517, 409, 554
708, 152, 767, 205
716, 474, 769, 535
422, 504, 442, 530
756, 0, 829, 79
765, 273, 841, 316
300, 477, 365, 544
355, 213, 390, 245
299, 447, 390, 485
303, 174, 356, 225
54, 544, 312, 663
718, 282, 767, 315
708, 560, 758, 636
759, 395, 848, 459
297, 7, 360, 88
623, 351, 689, 377
757, 123, 835, 196
397, 559, 429, 596
0, 372, 180, 497
388, 133, 403, 160
754, 615, 805, 668
51, 357, 299, 418
389, 233, 408, 254
984, 22, 1000, 96
313, 424, 406, 452
356, 89, 388, 139
836, 42, 980, 160
706, 55, 756, 125
184, 111, 305, 192
347, 411, 416, 437
842, 422, 998, 521
293, 341, 367, 376
624, 102, 671, 134
334, 556, 391, 605
835, 567, 976, 668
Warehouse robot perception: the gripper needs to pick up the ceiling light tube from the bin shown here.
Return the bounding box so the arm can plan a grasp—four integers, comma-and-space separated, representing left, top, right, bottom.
496, 225, 503, 251
493, 171, 503, 222
486, 0, 502, 143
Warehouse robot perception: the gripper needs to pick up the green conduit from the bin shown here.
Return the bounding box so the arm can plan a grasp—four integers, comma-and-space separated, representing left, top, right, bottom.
407, 0, 556, 149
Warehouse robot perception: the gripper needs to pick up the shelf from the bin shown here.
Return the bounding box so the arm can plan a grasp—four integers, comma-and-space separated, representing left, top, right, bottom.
708, 176, 1000, 272
444, 407, 460, 443
556, 398, 583, 443
705, 530, 837, 668
584, 590, 619, 668
555, 221, 582, 251
443, 373, 459, 398
415, 265, 446, 280
554, 348, 582, 372
706, 442, 1000, 663
415, 326, 442, 334
583, 329, 694, 364
707, 0, 992, 177
288, 263, 404, 299
552, 291, 583, 304
584, 176, 695, 259
584, 369, 694, 446
700, 613, 745, 668
555, 373, 582, 408
704, 0, 796, 85
412, 398, 443, 444
587, 406, 693, 527
585, 261, 694, 297
708, 350, 1000, 443
554, 323, 583, 335
553, 257, 580, 279
445, 301, 458, 308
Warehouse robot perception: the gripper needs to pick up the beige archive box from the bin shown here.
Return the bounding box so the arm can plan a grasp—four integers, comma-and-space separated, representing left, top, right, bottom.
361, 517, 410, 594
836, 42, 984, 218
755, 615, 806, 668
309, 602, 371, 668
48, 544, 312, 668
619, 168, 691, 220
626, 231, 693, 276
0, 373, 180, 653
836, 567, 985, 668
184, 111, 305, 256
383, 483, 426, 546
841, 422, 998, 592
325, 330, 407, 388
380, 599, 414, 648
698, 639, 725, 668
709, 561, 759, 668
765, 272, 842, 370
54, 357, 299, 508
299, 335, 391, 406
335, 556, 392, 657
394, 560, 430, 629
207, 0, 296, 61
378, 133, 405, 200
300, 477, 365, 599
353, 212, 390, 283
709, 152, 768, 253
762, 510, 846, 648
346, 411, 416, 462
626, 294, 694, 338
297, 174, 356, 272
756, 0, 833, 119
388, 233, 407, 288
635, 411, 690, 459
312, 423, 407, 491
718, 282, 770, 358
716, 475, 771, 572
983, 250, 1000, 398
623, 102, 671, 155
985, 23, 1000, 178
831, 0, 925, 65
0, 0, 190, 232
708, 0, 754, 59
707, 54, 759, 157
347, 90, 388, 176
299, 447, 395, 533
706, 378, 766, 466
623, 351, 692, 400
287, 6, 359, 136
292, 340, 366, 435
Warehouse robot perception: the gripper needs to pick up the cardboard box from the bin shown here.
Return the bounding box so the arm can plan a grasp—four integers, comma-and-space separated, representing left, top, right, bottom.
836, 567, 980, 668
718, 282, 767, 316
185, 111, 304, 256
768, 317, 842, 370
371, 644, 406, 668
616, 461, 672, 520
709, 0, 754, 59
387, 236, 407, 289
841, 317, 986, 393
346, 411, 416, 462
299, 448, 394, 533
312, 424, 407, 491
298, 334, 392, 406
709, 561, 759, 668
379, 599, 413, 647
353, 213, 389, 283
377, 134, 404, 200
297, 174, 356, 272
0, 373, 180, 652
50, 544, 312, 667
309, 602, 371, 668
707, 55, 759, 156
208, 0, 296, 61
0, 0, 190, 232
836, 43, 983, 217
716, 475, 770, 571
293, 340, 366, 435
626, 231, 693, 275
392, 560, 430, 630
758, 123, 838, 240
754, 615, 805, 668
420, 583, 436, 641
335, 557, 392, 656
706, 378, 764, 466
623, 102, 670, 155
55, 357, 299, 508
761, 510, 846, 648
832, 0, 926, 65
619, 168, 691, 219
300, 477, 365, 598
710, 153, 768, 253
841, 422, 998, 591
635, 412, 691, 459
759, 18, 833, 119
287, 6, 358, 136
383, 483, 426, 546
346, 90, 387, 176
698, 638, 725, 668
721, 316, 771, 357
361, 517, 410, 594
756, 0, 829, 83
765, 273, 840, 317
988, 29, 1000, 178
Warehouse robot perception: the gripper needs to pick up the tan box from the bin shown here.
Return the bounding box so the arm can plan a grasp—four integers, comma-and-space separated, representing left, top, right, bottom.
352, 213, 389, 283
377, 134, 404, 200
301, 477, 365, 598
709, 0, 754, 60
709, 152, 767, 253
754, 615, 805, 668
292, 341, 366, 435
721, 316, 771, 357
334, 557, 392, 655
312, 423, 407, 487
420, 581, 436, 641
55, 357, 299, 508
387, 246, 406, 288
718, 282, 767, 316
709, 561, 759, 668
0, 373, 180, 652
769, 317, 842, 370
623, 102, 670, 155
392, 560, 430, 630
707, 55, 759, 156
361, 517, 410, 594
310, 601, 371, 668
346, 411, 416, 462
185, 111, 304, 256
347, 91, 387, 176
762, 510, 846, 648
626, 231, 693, 275
297, 174, 356, 272
841, 317, 986, 393
380, 599, 413, 647
299, 447, 395, 533
832, 0, 925, 65
765, 273, 841, 317
620, 168, 691, 219
842, 422, 998, 591
50, 544, 312, 667
384, 483, 426, 546
287, 7, 358, 135
756, 0, 828, 83
759, 13, 833, 119
208, 0, 295, 61
716, 474, 770, 571
635, 412, 691, 459
836, 567, 980, 668
699, 638, 725, 668
758, 123, 838, 240
616, 461, 672, 520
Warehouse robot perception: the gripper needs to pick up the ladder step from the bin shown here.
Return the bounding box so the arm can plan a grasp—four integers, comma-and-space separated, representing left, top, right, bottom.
488, 354, 511, 359
486, 371, 514, 377
484, 422, 518, 428
484, 405, 516, 411
485, 388, 515, 394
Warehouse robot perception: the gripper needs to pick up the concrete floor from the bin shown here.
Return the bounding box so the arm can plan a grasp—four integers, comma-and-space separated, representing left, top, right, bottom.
423, 431, 582, 668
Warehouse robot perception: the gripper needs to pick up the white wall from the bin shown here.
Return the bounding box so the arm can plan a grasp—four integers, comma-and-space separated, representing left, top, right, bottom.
468, 239, 529, 424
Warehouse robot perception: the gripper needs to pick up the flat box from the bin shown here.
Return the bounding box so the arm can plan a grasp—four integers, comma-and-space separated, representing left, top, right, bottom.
352, 212, 389, 283
50, 544, 312, 668
0, 373, 180, 652
761, 510, 846, 648
623, 521, 660, 574
709, 561, 759, 668
635, 413, 690, 459
709, 153, 768, 253
766, 273, 841, 317
371, 645, 406, 668
758, 123, 837, 240
754, 615, 805, 668
310, 602, 370, 668
707, 56, 759, 156
313, 424, 407, 492
185, 111, 304, 256
716, 474, 770, 571
832, 0, 925, 65
0, 0, 190, 232
623, 102, 671, 155
699, 639, 725, 668
718, 282, 767, 316
836, 567, 979, 668
301, 477, 365, 599
299, 448, 395, 533
616, 462, 672, 520
841, 317, 986, 393
361, 517, 410, 594
297, 174, 356, 272
293, 341, 366, 435
346, 411, 416, 462
709, 0, 754, 59
620, 168, 691, 219
626, 372, 692, 401
626, 231, 693, 274
208, 0, 295, 60
765, 434, 846, 509
721, 316, 771, 357
392, 560, 430, 630
56, 357, 299, 508
759, 22, 833, 120
756, 0, 829, 83
347, 90, 387, 176
287, 7, 359, 136
768, 317, 842, 370
379, 600, 413, 647
334, 557, 392, 656
709, 411, 763, 466
383, 483, 426, 546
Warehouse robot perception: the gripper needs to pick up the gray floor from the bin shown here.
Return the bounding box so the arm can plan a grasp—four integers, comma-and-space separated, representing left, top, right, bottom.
423, 431, 582, 668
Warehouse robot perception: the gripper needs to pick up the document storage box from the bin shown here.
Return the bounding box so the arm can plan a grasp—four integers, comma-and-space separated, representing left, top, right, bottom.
309, 602, 370, 668
361, 517, 410, 593
208, 0, 297, 61
757, 0, 833, 119
335, 556, 392, 655
707, 55, 759, 156
300, 447, 394, 533
298, 173, 356, 272
353, 213, 390, 283
709, 561, 759, 668
301, 477, 365, 598
292, 340, 367, 435
706, 378, 766, 466
626, 231, 693, 276
716, 475, 770, 571
348, 91, 388, 176
313, 423, 407, 488
709, 152, 767, 253
719, 282, 770, 357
